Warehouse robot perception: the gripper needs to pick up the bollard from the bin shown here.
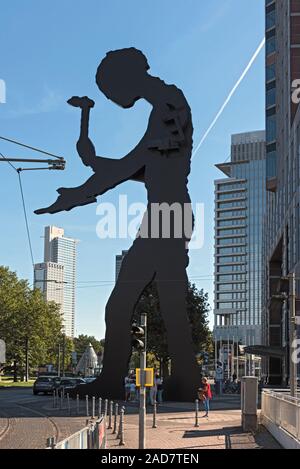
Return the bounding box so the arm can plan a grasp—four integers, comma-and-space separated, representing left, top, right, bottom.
104, 399, 108, 418
46, 436, 56, 449
119, 406, 125, 446
113, 403, 119, 434
67, 393, 70, 415
116, 406, 121, 439
108, 400, 113, 429
53, 390, 56, 409
76, 394, 80, 415
152, 400, 157, 428
98, 397, 102, 418
241, 376, 258, 432
60, 388, 63, 410
86, 395, 89, 417
92, 396, 95, 419
194, 399, 199, 427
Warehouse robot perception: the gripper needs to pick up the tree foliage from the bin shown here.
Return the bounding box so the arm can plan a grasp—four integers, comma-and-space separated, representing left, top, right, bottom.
0, 266, 64, 378
133, 282, 212, 373
73, 334, 103, 358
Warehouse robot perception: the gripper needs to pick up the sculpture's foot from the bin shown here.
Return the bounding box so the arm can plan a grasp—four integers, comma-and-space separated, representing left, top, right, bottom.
70, 373, 124, 400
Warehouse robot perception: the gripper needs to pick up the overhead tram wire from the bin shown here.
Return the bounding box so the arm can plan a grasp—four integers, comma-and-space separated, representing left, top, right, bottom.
0, 135, 63, 160
0, 151, 35, 267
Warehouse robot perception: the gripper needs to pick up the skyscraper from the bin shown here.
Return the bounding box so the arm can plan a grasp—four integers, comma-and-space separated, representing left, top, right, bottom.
34, 226, 77, 337
262, 0, 300, 385
213, 131, 266, 352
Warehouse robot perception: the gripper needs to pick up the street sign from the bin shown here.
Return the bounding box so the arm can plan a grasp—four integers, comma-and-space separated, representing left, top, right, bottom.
0, 340, 6, 363
136, 368, 154, 387
215, 366, 223, 381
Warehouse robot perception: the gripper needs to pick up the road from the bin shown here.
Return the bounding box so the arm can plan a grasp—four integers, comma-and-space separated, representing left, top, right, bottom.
0, 388, 91, 449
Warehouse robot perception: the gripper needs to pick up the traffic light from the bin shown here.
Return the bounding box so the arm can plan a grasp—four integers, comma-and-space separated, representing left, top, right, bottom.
131, 323, 145, 351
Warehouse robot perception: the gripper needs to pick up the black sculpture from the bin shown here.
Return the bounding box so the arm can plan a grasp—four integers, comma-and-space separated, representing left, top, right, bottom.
36, 48, 200, 401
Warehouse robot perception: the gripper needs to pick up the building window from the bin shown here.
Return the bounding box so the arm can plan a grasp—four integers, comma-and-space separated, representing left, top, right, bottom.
266, 114, 276, 142
266, 9, 276, 30
266, 36, 276, 55
266, 87, 276, 108
266, 63, 276, 82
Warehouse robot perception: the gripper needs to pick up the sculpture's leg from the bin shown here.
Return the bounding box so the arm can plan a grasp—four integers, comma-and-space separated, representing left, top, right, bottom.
78, 239, 155, 399
156, 242, 200, 401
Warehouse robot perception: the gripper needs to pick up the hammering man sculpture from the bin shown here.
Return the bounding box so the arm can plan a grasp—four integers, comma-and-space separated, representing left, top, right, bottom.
36, 48, 200, 401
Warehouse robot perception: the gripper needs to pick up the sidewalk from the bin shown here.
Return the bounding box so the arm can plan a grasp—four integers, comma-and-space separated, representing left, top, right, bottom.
107, 401, 281, 450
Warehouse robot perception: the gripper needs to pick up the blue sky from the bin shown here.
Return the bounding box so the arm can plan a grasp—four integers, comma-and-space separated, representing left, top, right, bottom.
0, 0, 265, 339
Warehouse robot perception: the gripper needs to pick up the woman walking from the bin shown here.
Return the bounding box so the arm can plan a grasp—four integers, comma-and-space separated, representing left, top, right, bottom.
199, 377, 212, 417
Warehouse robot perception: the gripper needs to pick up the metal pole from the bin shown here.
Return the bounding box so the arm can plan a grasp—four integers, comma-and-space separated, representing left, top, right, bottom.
227, 335, 230, 380
25, 338, 29, 382
237, 341, 239, 381
113, 403, 119, 434
231, 339, 234, 380
194, 399, 199, 427
98, 397, 102, 418
139, 312, 147, 450
108, 401, 113, 429
67, 393, 70, 415
104, 399, 108, 418
57, 344, 61, 377
220, 338, 223, 395
92, 396, 95, 419
85, 395, 89, 417
62, 334, 66, 377
152, 400, 157, 428
290, 272, 297, 397
76, 394, 79, 415
119, 406, 125, 446
53, 390, 56, 408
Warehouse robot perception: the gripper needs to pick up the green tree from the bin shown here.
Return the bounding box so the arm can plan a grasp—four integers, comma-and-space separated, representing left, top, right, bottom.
133, 282, 212, 378
0, 266, 64, 380
73, 334, 104, 360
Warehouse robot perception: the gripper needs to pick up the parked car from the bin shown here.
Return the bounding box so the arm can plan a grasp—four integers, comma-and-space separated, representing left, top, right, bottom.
84, 377, 97, 384
57, 377, 86, 395
33, 376, 60, 395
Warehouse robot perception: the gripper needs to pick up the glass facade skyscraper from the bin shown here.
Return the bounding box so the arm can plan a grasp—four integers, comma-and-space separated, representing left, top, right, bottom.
214, 131, 266, 347
35, 226, 77, 338
262, 0, 300, 385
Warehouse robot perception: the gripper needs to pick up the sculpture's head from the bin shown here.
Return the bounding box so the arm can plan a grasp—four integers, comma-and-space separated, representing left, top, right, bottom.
96, 48, 150, 108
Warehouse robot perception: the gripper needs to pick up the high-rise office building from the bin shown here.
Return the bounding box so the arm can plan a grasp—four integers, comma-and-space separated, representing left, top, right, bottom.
262, 0, 300, 385
115, 250, 128, 282
34, 226, 77, 337
34, 262, 64, 308
213, 131, 266, 351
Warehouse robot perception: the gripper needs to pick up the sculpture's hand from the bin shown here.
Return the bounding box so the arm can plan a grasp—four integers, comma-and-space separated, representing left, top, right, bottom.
67, 96, 95, 109
34, 187, 97, 215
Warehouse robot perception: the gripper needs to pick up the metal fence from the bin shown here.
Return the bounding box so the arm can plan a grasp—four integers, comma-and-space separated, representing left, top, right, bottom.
261, 390, 300, 443
47, 417, 106, 449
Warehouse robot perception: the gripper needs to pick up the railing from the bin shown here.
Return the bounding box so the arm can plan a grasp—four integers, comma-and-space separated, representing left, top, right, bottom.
47, 416, 106, 449
261, 390, 300, 445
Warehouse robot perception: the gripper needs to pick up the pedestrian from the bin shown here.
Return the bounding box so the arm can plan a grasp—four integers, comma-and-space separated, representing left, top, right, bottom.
124, 375, 131, 401
150, 375, 157, 405
156, 374, 163, 404
129, 380, 136, 401
198, 377, 212, 418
